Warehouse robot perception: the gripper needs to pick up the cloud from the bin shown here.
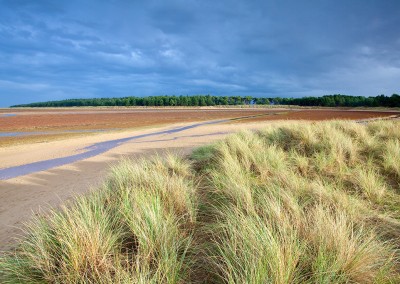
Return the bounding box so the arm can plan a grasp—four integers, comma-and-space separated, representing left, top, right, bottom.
0, 0, 399, 106
0, 79, 50, 91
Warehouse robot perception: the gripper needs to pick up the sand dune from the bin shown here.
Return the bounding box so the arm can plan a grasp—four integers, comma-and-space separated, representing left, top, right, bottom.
0, 121, 268, 250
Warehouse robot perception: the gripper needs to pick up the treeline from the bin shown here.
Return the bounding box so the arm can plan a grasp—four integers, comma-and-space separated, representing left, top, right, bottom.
11, 94, 400, 108
277, 94, 400, 107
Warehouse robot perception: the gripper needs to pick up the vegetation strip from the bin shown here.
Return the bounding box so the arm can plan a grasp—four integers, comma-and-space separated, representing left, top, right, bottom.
11, 94, 400, 108
1, 120, 399, 283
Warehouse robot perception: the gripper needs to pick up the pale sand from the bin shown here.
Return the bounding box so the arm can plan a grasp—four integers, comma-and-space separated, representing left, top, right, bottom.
0, 120, 272, 251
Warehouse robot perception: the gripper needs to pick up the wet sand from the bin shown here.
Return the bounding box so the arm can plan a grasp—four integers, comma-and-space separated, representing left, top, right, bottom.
0, 108, 286, 132
1, 107, 398, 147
0, 119, 231, 179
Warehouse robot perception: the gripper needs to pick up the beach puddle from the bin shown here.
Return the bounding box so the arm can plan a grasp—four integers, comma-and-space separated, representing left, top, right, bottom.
0, 129, 117, 138
0, 114, 17, 117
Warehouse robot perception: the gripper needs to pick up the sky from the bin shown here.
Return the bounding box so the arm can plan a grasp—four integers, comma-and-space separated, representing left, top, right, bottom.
0, 0, 399, 107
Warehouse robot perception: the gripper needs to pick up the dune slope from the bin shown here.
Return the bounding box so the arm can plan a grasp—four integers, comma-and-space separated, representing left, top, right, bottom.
1, 120, 399, 283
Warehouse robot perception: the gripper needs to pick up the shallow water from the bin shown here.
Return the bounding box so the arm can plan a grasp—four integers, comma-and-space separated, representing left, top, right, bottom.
0, 129, 116, 137
0, 114, 17, 117
0, 119, 228, 180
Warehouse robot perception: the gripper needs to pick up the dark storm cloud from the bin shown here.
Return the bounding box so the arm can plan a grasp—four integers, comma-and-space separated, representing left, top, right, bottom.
0, 0, 399, 106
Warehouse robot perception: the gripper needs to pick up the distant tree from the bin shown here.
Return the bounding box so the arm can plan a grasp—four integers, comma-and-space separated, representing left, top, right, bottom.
206, 95, 214, 106
199, 97, 207, 106
10, 94, 400, 108
244, 96, 252, 105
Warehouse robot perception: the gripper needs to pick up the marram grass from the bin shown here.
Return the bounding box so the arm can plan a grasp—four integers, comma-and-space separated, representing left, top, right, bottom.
0, 154, 197, 283
1, 121, 400, 283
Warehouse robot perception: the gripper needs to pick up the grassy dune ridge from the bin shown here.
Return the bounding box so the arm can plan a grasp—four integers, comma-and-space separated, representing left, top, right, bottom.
1, 120, 400, 283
